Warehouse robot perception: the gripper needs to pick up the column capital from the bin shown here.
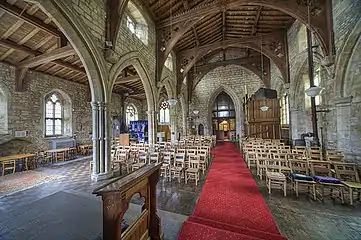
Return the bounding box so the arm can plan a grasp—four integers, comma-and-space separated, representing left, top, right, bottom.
332, 96, 353, 106
91, 101, 99, 109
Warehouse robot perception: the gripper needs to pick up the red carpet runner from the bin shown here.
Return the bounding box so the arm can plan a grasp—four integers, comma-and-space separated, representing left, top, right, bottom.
177, 142, 287, 240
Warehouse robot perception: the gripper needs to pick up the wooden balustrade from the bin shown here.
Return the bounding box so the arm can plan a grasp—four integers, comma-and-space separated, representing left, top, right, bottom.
93, 163, 163, 240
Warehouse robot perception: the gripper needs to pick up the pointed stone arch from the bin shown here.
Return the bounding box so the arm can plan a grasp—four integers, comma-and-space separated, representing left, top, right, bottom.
36, 0, 107, 102
207, 86, 243, 137
334, 18, 361, 98
109, 51, 156, 112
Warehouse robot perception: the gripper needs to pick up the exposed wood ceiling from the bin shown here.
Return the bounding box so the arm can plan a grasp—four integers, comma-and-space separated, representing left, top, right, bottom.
149, 1, 295, 52
0, 0, 146, 100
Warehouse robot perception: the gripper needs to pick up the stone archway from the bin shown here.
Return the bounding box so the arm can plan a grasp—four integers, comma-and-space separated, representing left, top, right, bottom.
207, 86, 243, 138
35, 0, 111, 180
109, 51, 157, 144
109, 51, 156, 112
334, 18, 361, 98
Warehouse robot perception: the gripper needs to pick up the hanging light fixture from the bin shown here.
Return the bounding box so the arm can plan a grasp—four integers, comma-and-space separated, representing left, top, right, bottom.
167, 98, 178, 107
193, 110, 199, 115
305, 86, 324, 97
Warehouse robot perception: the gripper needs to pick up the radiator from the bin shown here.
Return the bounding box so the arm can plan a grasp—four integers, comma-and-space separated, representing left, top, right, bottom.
49, 138, 76, 149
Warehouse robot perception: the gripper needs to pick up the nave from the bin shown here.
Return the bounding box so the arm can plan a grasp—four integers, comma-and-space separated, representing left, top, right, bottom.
1, 142, 361, 240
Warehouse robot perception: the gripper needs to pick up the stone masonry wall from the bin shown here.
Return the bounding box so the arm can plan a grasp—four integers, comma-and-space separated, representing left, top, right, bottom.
191, 65, 264, 135
0, 62, 123, 156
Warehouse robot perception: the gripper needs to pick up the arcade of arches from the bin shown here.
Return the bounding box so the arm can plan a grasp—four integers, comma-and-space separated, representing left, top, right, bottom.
0, 0, 361, 239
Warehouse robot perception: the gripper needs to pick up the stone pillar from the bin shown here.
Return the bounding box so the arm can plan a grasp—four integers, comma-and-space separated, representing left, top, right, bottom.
91, 101, 113, 181
334, 97, 352, 153
104, 102, 111, 175
147, 110, 157, 145
290, 107, 299, 141
98, 102, 105, 173
91, 102, 100, 175
170, 107, 177, 142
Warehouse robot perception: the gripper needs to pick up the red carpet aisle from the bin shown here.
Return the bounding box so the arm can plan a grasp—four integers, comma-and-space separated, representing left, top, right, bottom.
178, 142, 287, 240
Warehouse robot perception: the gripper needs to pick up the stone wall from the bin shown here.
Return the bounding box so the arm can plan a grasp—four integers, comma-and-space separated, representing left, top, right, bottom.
190, 64, 264, 136
0, 62, 122, 156
276, 1, 361, 162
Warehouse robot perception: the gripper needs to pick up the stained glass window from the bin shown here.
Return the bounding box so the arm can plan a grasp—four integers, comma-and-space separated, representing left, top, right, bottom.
45, 94, 63, 136
159, 101, 170, 124
126, 105, 138, 126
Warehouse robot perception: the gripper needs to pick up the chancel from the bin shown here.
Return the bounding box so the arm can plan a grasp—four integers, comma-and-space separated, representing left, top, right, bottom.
0, 0, 361, 239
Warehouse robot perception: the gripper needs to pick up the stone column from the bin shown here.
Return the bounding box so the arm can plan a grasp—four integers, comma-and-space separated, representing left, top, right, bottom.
170, 107, 177, 142
99, 102, 105, 173
104, 102, 111, 175
147, 110, 156, 145
290, 107, 299, 141
91, 102, 113, 181
334, 97, 352, 153
91, 102, 100, 176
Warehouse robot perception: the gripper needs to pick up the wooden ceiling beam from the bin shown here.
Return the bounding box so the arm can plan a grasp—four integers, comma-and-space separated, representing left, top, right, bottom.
252, 6, 263, 35
183, 1, 199, 47
222, 9, 226, 41
17, 45, 75, 69
115, 75, 140, 84
0, 1, 63, 38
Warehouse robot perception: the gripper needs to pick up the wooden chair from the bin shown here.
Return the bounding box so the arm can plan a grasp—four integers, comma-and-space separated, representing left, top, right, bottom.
289, 159, 316, 200
2, 160, 16, 176
256, 152, 269, 180
309, 160, 344, 203
131, 153, 147, 171
197, 150, 208, 173
265, 158, 287, 196
245, 151, 257, 168
185, 155, 200, 185
149, 152, 160, 164
55, 152, 65, 162
170, 153, 185, 183
160, 152, 172, 181
334, 162, 361, 205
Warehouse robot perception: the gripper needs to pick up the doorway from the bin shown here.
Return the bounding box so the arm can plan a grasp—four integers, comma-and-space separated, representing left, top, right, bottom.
212, 92, 236, 141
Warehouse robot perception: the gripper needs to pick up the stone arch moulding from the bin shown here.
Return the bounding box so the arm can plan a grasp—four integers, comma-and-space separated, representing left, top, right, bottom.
157, 76, 174, 101
157, 0, 333, 83
191, 55, 271, 91
0, 82, 9, 134
37, 0, 107, 102
207, 86, 243, 137
109, 51, 156, 112
290, 50, 324, 108
177, 31, 289, 96
334, 17, 361, 98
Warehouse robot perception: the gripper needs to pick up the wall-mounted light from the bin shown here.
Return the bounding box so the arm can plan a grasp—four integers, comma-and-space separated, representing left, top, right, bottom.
260, 105, 269, 111
167, 98, 178, 107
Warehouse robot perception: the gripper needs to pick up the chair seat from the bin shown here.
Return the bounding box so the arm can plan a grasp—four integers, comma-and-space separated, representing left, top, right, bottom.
314, 176, 342, 184
266, 172, 286, 180
186, 168, 199, 173
343, 181, 361, 189
171, 166, 183, 171
290, 173, 314, 182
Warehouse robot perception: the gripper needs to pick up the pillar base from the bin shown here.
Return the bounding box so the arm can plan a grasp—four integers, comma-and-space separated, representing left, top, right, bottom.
91, 171, 114, 182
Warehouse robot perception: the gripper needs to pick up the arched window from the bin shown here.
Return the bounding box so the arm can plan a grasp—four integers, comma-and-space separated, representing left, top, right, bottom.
45, 93, 63, 136
126, 104, 138, 126
281, 94, 290, 125
164, 53, 173, 71
159, 101, 170, 124
0, 87, 8, 134
126, 1, 148, 45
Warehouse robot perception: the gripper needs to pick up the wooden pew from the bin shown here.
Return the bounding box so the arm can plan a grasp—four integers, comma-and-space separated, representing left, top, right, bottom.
93, 163, 163, 240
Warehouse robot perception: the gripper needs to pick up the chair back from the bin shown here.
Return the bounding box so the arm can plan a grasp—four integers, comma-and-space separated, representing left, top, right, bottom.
309, 160, 332, 177
334, 163, 360, 182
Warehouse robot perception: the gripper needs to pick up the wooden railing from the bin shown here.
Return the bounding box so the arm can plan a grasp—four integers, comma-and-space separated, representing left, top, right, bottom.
93, 163, 162, 240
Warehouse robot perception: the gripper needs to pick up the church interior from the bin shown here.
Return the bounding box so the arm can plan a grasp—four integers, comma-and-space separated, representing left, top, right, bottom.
0, 0, 361, 239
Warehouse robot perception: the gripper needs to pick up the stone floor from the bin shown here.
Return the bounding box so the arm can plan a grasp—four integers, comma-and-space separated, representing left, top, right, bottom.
0, 158, 207, 240
1, 150, 361, 240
